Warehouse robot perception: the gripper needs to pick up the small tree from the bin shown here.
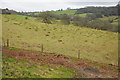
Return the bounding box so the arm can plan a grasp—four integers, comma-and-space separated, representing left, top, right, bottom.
6, 8, 9, 10
94, 13, 103, 18
61, 14, 70, 25
86, 14, 97, 20
110, 24, 118, 32
40, 11, 54, 24
25, 17, 28, 20
67, 7, 71, 10
88, 19, 113, 30
73, 16, 89, 27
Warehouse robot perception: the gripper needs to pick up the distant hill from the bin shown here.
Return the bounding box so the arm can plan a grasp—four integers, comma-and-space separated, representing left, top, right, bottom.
75, 6, 119, 16
23, 5, 119, 17
1, 4, 119, 16
24, 9, 78, 17
0, 8, 18, 14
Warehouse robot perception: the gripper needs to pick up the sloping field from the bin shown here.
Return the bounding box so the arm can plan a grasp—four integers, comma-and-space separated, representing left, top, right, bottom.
99, 16, 118, 25
2, 14, 118, 65
76, 13, 92, 17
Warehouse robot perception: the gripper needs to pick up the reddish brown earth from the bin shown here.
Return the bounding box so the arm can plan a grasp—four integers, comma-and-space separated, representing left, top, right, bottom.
2, 47, 119, 78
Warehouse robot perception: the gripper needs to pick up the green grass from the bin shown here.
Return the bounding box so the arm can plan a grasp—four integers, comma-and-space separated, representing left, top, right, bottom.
99, 16, 117, 21
2, 55, 76, 78
99, 16, 118, 25
2, 14, 118, 65
9, 47, 19, 50
111, 21, 119, 25
76, 13, 92, 17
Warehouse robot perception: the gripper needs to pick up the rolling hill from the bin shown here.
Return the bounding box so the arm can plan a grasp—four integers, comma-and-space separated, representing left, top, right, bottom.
2, 14, 118, 65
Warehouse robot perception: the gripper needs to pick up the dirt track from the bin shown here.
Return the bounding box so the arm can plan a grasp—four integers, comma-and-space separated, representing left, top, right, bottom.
2, 47, 118, 78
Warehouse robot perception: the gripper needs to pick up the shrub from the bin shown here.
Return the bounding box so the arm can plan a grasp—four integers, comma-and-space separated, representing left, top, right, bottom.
60, 14, 70, 25
39, 11, 55, 24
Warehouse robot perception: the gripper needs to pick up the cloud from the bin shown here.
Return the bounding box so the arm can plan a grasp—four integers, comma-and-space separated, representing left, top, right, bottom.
0, 1, 70, 12
68, 2, 118, 7
67, 0, 119, 2
1, 0, 67, 2
0, 0, 119, 12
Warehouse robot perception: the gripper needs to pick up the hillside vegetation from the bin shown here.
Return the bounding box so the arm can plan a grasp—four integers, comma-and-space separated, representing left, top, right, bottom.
75, 6, 118, 16
2, 47, 118, 78
2, 14, 118, 65
26, 9, 77, 16
24, 7, 119, 32
3, 51, 76, 78
2, 6, 119, 32
48, 9, 77, 15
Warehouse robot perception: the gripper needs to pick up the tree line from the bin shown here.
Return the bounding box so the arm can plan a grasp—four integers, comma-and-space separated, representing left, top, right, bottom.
39, 11, 119, 33
75, 5, 119, 17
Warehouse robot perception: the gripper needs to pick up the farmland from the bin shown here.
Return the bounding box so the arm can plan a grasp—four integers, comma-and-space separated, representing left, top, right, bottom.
1, 5, 119, 78
2, 14, 118, 65
76, 13, 92, 17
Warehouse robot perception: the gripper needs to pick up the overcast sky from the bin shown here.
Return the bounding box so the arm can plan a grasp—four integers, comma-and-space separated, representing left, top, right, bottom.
0, 0, 119, 12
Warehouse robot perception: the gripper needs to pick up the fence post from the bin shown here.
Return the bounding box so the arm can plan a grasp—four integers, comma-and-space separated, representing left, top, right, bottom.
7, 39, 9, 47
41, 44, 43, 52
3, 39, 6, 47
78, 50, 80, 59
3, 41, 6, 47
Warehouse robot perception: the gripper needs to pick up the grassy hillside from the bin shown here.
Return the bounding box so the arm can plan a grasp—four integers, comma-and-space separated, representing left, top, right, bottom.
2, 14, 118, 65
99, 16, 117, 20
99, 16, 118, 25
3, 47, 118, 78
76, 13, 92, 17
3, 52, 75, 78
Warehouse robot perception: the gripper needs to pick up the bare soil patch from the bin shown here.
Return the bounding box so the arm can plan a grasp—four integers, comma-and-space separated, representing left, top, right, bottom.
2, 47, 118, 78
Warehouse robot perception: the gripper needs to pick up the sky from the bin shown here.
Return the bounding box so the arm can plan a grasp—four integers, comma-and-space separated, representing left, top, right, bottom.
0, 0, 119, 12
